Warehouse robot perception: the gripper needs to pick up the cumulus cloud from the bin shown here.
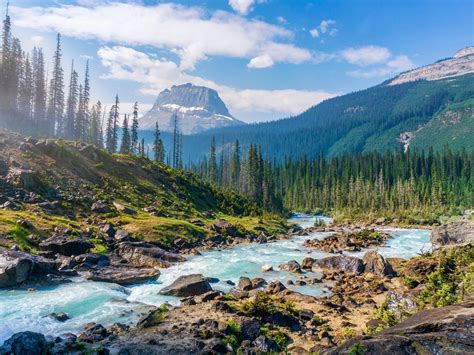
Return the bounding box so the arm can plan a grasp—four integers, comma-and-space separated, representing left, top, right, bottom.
341, 46, 391, 66
97, 46, 337, 117
30, 35, 43, 45
310, 19, 337, 39
11, 2, 307, 70
337, 46, 414, 78
228, 0, 262, 15
248, 54, 274, 68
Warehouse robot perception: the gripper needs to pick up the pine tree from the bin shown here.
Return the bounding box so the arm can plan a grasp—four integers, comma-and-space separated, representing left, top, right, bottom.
32, 48, 46, 133
231, 140, 240, 189
130, 102, 139, 153
0, 3, 12, 113
65, 60, 78, 138
153, 122, 164, 163
120, 114, 131, 153
46, 33, 65, 136
172, 113, 179, 168
18, 52, 33, 120
89, 101, 102, 147
208, 136, 217, 183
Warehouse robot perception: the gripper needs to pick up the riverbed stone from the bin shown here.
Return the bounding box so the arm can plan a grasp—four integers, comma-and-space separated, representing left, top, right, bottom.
238, 276, 253, 291
363, 250, 395, 277
314, 255, 365, 274
0, 247, 57, 288
84, 264, 160, 285
159, 274, 212, 297
0, 331, 50, 354
279, 260, 302, 273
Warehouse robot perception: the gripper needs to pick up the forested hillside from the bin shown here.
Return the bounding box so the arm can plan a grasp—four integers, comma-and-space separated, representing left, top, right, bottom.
190, 144, 473, 222
166, 73, 474, 162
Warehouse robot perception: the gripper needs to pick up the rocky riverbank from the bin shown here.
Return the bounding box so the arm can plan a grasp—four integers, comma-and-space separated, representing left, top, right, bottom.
1, 217, 472, 354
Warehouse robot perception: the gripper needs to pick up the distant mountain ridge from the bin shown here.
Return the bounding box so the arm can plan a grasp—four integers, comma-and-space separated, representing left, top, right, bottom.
140, 83, 244, 134
388, 46, 474, 85
139, 48, 474, 161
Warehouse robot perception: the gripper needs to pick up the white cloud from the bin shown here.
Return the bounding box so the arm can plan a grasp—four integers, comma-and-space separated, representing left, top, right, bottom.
30, 35, 43, 44
229, 0, 255, 15
341, 46, 391, 66
11, 2, 311, 70
310, 19, 337, 39
97, 46, 337, 118
319, 19, 336, 34
276, 16, 287, 25
309, 28, 319, 38
346, 53, 415, 78
248, 54, 274, 68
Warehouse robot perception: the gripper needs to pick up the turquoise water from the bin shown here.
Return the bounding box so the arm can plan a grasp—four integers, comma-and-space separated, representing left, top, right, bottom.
0, 215, 430, 342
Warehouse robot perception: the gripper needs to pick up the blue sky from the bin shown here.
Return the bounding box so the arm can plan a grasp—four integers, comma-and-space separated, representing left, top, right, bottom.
5, 0, 473, 122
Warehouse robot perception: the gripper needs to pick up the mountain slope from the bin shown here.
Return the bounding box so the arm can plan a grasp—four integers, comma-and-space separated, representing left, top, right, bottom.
0, 130, 284, 252
141, 83, 244, 134
160, 49, 474, 161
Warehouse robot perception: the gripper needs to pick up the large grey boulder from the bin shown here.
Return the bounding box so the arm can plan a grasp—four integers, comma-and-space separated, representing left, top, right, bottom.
40, 235, 94, 256
115, 241, 185, 268
0, 248, 56, 288
84, 264, 160, 285
314, 255, 364, 274
0, 331, 50, 354
324, 299, 474, 354
159, 274, 212, 297
363, 250, 395, 277
430, 221, 474, 248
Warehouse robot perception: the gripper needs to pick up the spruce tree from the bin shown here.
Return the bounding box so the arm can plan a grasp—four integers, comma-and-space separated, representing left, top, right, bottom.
153, 122, 164, 163
131, 102, 139, 153
46, 33, 65, 136
33, 48, 46, 133
120, 114, 131, 153
208, 137, 217, 183
65, 60, 78, 138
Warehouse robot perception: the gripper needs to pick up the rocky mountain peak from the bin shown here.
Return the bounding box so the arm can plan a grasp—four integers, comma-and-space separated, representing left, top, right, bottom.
141, 84, 244, 134
388, 47, 474, 86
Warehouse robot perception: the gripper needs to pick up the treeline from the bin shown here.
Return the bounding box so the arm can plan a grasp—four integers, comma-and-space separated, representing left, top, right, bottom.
0, 9, 168, 162
190, 140, 474, 219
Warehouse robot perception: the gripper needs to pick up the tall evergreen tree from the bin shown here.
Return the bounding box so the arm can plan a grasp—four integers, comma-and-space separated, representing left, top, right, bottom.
65, 60, 78, 138
33, 48, 46, 133
153, 122, 164, 163
89, 101, 102, 147
105, 95, 119, 153
130, 102, 139, 153
120, 114, 131, 153
208, 136, 217, 183
18, 53, 33, 120
46, 33, 65, 136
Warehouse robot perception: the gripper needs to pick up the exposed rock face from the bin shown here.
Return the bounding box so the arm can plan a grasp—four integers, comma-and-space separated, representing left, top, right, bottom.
0, 331, 50, 354
430, 220, 474, 248
39, 235, 94, 256
84, 264, 160, 285
141, 83, 244, 134
363, 250, 395, 277
159, 274, 212, 297
325, 299, 474, 354
6, 167, 39, 189
115, 241, 186, 268
314, 255, 365, 274
0, 248, 56, 288
388, 47, 474, 86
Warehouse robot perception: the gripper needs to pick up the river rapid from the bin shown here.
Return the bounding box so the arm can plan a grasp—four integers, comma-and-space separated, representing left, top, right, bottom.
0, 214, 431, 342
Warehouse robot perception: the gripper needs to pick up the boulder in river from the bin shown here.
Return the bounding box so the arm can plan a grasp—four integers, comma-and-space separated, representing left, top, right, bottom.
115, 241, 185, 268
430, 221, 474, 248
40, 235, 94, 256
159, 274, 212, 297
279, 260, 302, 273
238, 276, 253, 291
0, 331, 50, 354
363, 250, 395, 277
314, 255, 365, 274
84, 264, 160, 285
0, 247, 57, 288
